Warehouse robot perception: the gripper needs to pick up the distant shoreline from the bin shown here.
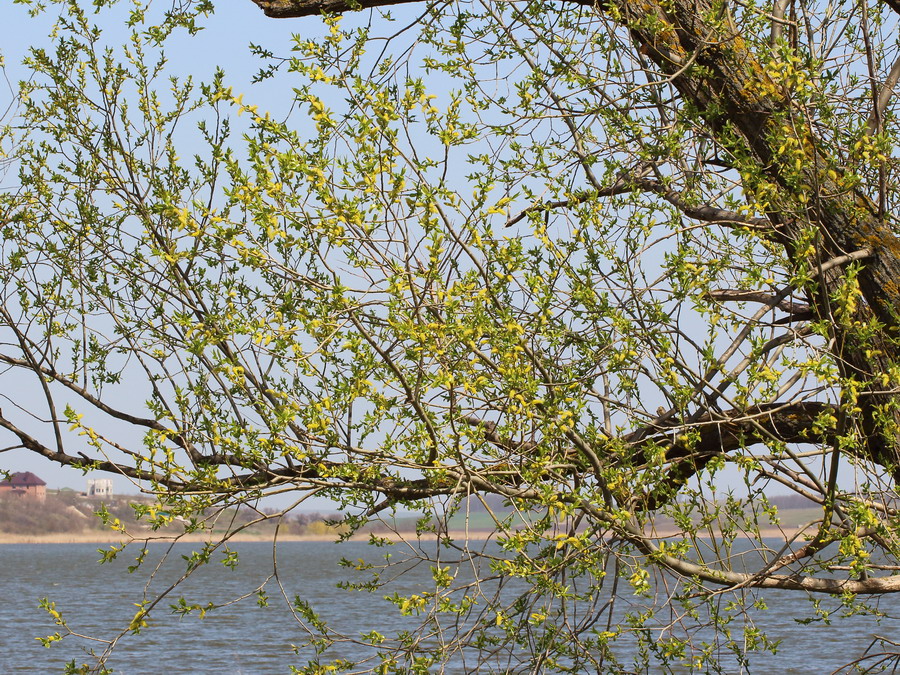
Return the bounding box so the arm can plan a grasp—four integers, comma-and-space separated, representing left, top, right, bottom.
0, 526, 807, 545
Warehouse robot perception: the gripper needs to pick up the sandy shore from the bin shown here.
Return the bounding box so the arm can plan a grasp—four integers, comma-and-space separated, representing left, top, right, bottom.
0, 529, 503, 545
0, 531, 315, 545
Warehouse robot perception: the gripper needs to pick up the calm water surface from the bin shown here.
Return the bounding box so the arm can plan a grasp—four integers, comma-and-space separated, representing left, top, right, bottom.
1, 540, 898, 673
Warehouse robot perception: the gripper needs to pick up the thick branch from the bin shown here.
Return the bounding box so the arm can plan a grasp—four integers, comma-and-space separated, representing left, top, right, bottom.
251, 0, 436, 17
630, 401, 836, 510
632, 525, 900, 594
506, 175, 770, 229
460, 401, 840, 512
252, 0, 610, 16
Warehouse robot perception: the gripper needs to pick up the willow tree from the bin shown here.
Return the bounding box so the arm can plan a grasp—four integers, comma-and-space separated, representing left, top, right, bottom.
4, 0, 900, 670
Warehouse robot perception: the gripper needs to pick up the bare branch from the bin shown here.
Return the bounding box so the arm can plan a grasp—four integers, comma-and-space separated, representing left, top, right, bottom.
770, 0, 790, 45
0, 409, 179, 487
706, 289, 811, 316
866, 52, 900, 136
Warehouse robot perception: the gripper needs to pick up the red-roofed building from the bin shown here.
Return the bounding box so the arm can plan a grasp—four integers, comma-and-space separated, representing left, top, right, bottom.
0, 472, 47, 501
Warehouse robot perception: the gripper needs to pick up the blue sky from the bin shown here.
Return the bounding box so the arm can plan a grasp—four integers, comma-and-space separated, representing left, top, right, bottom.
0, 1, 331, 494
0, 0, 824, 506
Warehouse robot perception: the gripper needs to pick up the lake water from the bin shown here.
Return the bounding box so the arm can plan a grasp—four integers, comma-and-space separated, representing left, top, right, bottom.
1, 540, 899, 673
